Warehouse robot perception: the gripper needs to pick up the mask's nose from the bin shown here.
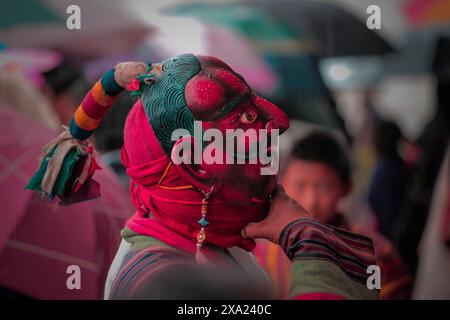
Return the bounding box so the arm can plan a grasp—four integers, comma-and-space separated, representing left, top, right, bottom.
253, 95, 289, 134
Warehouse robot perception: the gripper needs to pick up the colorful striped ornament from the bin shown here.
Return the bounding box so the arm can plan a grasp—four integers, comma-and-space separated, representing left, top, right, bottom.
70, 68, 124, 140
26, 66, 129, 204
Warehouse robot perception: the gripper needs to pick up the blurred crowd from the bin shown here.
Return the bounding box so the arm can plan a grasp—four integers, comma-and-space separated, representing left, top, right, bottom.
0, 0, 449, 299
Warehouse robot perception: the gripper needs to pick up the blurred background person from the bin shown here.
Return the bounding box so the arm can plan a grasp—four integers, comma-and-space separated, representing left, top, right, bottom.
392, 38, 450, 274
0, 50, 61, 131
413, 144, 450, 299
368, 121, 408, 239
41, 58, 88, 126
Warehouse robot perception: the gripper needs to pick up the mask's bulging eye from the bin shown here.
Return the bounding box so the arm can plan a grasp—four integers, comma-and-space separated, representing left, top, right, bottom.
240, 110, 257, 124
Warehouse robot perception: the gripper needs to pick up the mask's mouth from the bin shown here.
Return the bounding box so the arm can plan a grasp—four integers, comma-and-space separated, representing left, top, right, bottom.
250, 197, 266, 204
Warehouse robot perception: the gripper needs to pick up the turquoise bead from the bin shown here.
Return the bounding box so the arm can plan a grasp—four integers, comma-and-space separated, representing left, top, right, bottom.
198, 217, 209, 228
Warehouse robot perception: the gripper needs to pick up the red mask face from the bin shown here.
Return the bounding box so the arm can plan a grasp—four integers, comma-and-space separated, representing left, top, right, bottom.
174, 56, 289, 205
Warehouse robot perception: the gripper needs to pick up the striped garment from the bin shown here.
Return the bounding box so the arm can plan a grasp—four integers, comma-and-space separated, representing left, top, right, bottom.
255, 216, 411, 299
280, 219, 379, 299
108, 219, 379, 300
109, 249, 168, 300
281, 220, 376, 284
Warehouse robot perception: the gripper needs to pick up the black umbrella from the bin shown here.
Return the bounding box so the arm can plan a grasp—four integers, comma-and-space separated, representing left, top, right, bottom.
258, 0, 394, 57
383, 26, 450, 77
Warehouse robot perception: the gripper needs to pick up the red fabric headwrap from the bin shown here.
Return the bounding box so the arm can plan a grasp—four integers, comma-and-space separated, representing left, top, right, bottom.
122, 100, 269, 254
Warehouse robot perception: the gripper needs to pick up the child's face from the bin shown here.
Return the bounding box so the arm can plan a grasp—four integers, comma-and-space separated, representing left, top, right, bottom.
281, 159, 349, 223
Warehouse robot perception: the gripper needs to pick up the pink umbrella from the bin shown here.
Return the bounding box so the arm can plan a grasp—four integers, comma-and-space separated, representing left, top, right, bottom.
0, 106, 133, 299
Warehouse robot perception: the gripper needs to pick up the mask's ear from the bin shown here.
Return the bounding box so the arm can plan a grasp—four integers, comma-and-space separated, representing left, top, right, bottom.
170, 135, 217, 193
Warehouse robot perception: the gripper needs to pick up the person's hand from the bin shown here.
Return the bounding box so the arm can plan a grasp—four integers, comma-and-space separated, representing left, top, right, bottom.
241, 185, 312, 243
114, 61, 148, 88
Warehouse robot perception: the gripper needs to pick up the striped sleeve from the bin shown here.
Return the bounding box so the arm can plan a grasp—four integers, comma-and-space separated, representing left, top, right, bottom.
279, 219, 380, 300
70, 68, 123, 140
108, 248, 181, 300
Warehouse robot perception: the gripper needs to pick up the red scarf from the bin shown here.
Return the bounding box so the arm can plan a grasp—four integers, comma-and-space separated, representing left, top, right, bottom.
122, 101, 269, 254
